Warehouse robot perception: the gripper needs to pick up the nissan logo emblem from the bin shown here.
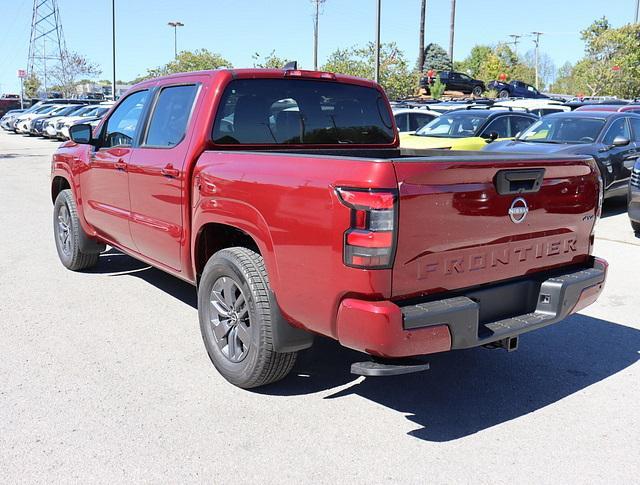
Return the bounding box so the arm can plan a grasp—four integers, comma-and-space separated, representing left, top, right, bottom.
509, 197, 529, 224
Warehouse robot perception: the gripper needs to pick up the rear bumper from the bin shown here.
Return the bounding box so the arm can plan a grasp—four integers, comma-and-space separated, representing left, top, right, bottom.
336, 257, 607, 358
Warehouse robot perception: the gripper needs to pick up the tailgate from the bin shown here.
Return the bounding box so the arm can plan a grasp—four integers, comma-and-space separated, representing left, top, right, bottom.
391, 155, 599, 299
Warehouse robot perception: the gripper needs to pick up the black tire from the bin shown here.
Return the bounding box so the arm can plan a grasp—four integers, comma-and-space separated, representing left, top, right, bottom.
472, 85, 484, 97
198, 247, 297, 388
53, 189, 100, 271
632, 220, 640, 234
499, 89, 510, 99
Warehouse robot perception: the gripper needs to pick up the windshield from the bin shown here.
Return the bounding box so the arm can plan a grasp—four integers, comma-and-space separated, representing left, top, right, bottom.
518, 117, 606, 143
212, 78, 395, 145
37, 105, 60, 115
415, 112, 489, 138
55, 105, 85, 116
72, 105, 98, 117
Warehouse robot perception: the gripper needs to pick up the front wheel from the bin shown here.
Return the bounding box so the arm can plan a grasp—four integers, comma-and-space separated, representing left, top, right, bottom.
472, 85, 484, 97
198, 247, 297, 388
53, 189, 100, 271
498, 89, 509, 99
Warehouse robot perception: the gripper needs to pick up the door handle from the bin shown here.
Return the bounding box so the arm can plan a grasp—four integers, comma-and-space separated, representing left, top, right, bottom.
114, 159, 127, 171
161, 164, 180, 178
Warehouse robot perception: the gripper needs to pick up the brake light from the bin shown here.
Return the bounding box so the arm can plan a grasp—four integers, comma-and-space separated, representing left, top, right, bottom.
284, 69, 337, 80
336, 188, 397, 269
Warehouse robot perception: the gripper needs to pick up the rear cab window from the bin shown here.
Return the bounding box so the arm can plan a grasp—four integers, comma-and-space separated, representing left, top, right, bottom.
144, 84, 199, 148
212, 79, 395, 146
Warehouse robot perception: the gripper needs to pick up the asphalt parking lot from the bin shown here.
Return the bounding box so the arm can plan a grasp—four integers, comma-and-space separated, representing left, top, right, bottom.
1, 130, 638, 484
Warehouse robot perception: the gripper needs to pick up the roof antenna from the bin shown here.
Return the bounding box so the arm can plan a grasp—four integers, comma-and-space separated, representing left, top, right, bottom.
282, 61, 298, 70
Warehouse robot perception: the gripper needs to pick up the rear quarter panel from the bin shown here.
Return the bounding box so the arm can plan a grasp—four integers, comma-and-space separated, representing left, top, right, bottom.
192, 151, 398, 338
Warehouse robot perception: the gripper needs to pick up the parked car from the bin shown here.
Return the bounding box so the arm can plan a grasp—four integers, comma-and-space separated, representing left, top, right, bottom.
29, 104, 82, 136
50, 68, 607, 388
41, 104, 89, 138
0, 109, 25, 130
492, 99, 571, 116
400, 107, 538, 150
392, 107, 439, 134
55, 103, 113, 139
488, 80, 548, 99
420, 71, 486, 96
484, 111, 640, 198
575, 104, 640, 114
0, 95, 22, 117
629, 161, 640, 233
14, 104, 66, 133
563, 98, 629, 111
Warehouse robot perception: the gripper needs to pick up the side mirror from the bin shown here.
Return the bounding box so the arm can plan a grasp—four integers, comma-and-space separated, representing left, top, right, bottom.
483, 131, 499, 142
612, 136, 630, 147
69, 123, 94, 145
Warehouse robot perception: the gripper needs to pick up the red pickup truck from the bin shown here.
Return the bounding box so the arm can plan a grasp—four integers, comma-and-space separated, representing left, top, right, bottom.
51, 68, 607, 388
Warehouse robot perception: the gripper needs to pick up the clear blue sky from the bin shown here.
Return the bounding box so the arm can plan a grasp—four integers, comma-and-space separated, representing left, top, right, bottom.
0, 0, 637, 94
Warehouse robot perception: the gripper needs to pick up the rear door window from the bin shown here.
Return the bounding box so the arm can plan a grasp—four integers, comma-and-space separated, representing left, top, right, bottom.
482, 116, 510, 138
628, 117, 640, 142
409, 112, 435, 131
511, 116, 536, 137
212, 78, 394, 145
145, 84, 198, 147
602, 118, 631, 145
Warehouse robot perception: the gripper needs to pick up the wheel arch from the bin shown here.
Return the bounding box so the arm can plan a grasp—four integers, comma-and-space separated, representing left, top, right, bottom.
51, 175, 71, 204
193, 221, 274, 286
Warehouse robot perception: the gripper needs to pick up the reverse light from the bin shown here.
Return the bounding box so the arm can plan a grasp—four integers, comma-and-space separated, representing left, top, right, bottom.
336, 187, 397, 269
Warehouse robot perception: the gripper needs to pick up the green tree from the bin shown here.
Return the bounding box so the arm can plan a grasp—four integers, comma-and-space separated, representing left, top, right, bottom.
135, 49, 232, 82
572, 19, 640, 97
423, 43, 451, 71
550, 61, 575, 93
456, 45, 492, 77
322, 42, 417, 99
252, 50, 289, 68
23, 74, 41, 98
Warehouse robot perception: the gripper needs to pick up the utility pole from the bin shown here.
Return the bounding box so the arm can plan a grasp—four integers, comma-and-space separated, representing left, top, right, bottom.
635, 0, 639, 23
531, 31, 543, 90
168, 21, 184, 60
374, 0, 381, 83
417, 0, 426, 73
112, 0, 116, 100
311, 0, 326, 70
509, 34, 522, 57
448, 0, 456, 68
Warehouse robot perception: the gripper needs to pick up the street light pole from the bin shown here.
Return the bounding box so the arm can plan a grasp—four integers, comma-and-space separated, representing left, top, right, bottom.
374, 0, 381, 83
635, 0, 639, 23
168, 21, 184, 60
531, 31, 543, 90
112, 0, 116, 100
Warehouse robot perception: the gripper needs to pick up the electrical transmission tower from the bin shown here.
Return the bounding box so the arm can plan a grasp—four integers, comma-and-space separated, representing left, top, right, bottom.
27, 0, 67, 97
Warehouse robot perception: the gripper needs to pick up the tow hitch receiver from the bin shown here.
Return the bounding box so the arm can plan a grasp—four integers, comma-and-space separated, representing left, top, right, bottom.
483, 335, 519, 352
351, 358, 430, 377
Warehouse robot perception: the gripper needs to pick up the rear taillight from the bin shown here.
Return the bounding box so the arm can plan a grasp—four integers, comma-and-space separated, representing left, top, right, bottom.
596, 173, 604, 220
336, 187, 397, 269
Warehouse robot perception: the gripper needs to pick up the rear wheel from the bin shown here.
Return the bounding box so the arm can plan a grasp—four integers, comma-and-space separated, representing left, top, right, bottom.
472, 85, 484, 97
499, 89, 509, 99
53, 189, 100, 271
198, 247, 297, 388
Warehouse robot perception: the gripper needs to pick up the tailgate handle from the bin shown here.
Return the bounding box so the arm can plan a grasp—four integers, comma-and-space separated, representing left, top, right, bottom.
494, 169, 545, 195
